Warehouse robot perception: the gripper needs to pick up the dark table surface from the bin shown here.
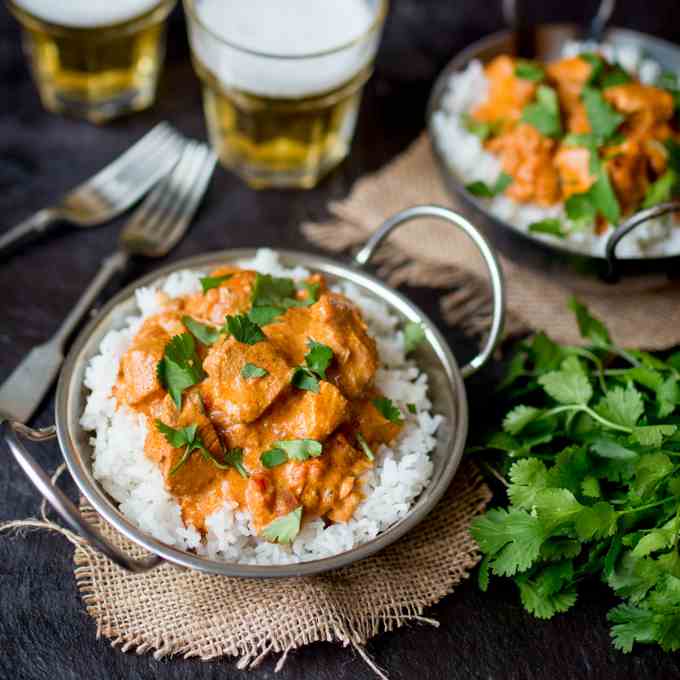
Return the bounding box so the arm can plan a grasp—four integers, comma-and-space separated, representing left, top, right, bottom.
2, 1, 680, 679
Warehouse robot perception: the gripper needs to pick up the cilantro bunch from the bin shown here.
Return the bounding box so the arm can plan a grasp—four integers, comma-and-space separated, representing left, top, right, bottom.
471, 298, 680, 653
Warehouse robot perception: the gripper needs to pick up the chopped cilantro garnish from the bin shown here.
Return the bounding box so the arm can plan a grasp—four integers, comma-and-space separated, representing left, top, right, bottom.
223, 314, 266, 345
461, 113, 502, 141
466, 172, 512, 198
260, 448, 288, 469
404, 321, 426, 354
200, 274, 232, 292
582, 86, 624, 143
355, 432, 374, 461
248, 305, 283, 326
372, 397, 403, 423
251, 273, 297, 308
241, 363, 269, 379
291, 367, 320, 392
304, 340, 333, 379
407, 403, 417, 414
528, 218, 566, 238
156, 333, 205, 409
274, 439, 322, 460
181, 316, 221, 346
643, 169, 677, 209
521, 85, 563, 138
601, 66, 631, 89
261, 507, 302, 544
515, 60, 545, 82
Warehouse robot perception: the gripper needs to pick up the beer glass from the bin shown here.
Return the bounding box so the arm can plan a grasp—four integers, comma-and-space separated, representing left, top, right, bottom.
8, 0, 176, 123
183, 0, 388, 189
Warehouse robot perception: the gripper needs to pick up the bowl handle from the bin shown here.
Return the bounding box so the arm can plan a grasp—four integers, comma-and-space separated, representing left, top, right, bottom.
353, 205, 506, 378
2, 419, 163, 573
604, 200, 680, 281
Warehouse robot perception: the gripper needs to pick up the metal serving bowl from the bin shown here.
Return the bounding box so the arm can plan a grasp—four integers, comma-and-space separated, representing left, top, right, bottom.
427, 0, 680, 283
3, 206, 504, 578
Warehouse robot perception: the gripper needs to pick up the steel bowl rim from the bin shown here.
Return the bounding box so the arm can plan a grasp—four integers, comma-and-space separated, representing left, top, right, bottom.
426, 23, 680, 266
55, 248, 468, 578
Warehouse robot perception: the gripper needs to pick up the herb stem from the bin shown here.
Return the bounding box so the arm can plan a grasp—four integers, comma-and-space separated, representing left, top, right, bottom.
540, 404, 633, 433
617, 496, 674, 516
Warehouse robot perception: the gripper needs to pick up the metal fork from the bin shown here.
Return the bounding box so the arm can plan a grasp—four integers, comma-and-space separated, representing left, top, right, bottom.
0, 140, 217, 424
0, 122, 185, 257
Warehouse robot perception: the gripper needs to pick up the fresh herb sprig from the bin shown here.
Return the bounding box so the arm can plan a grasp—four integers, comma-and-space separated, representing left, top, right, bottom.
470, 299, 680, 653
260, 439, 323, 468
156, 333, 206, 409
291, 340, 334, 393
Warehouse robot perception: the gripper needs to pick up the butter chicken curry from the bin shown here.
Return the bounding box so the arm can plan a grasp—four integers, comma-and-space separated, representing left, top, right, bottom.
114, 267, 404, 543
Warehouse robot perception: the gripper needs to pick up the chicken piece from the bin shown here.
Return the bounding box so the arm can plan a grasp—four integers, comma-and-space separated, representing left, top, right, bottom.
604, 83, 674, 133
265, 292, 378, 399
145, 390, 224, 499
201, 335, 292, 426
264, 381, 349, 442
117, 312, 185, 407
546, 56, 593, 133
554, 145, 594, 199
350, 396, 403, 448
472, 55, 537, 124
487, 123, 561, 205
604, 138, 650, 215
183, 267, 256, 325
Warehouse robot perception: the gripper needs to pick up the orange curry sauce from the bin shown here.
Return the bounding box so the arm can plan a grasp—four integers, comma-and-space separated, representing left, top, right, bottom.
113, 267, 402, 537
472, 55, 677, 227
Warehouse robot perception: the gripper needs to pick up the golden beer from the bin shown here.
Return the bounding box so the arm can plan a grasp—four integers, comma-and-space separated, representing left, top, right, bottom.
8, 0, 175, 123
184, 0, 388, 189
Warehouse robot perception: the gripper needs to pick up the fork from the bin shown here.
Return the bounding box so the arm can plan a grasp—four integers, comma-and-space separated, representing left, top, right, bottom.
0, 122, 185, 257
0, 139, 217, 424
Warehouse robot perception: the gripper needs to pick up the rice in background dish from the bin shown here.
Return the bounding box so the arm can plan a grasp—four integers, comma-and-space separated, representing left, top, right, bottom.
431, 42, 680, 259
80, 249, 442, 565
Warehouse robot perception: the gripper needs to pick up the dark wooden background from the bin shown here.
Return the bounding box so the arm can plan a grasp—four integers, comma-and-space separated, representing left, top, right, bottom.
1, 1, 680, 678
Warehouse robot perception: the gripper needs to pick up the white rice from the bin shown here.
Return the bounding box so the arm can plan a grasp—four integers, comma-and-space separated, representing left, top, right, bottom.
80, 249, 442, 565
431, 42, 680, 259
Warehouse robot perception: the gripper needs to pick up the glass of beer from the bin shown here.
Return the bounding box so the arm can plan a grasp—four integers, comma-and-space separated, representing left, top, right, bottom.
7, 0, 176, 123
183, 0, 388, 189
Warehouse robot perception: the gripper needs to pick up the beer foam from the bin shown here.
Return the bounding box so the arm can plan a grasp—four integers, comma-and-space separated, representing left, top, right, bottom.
13, 0, 162, 27
189, 0, 382, 98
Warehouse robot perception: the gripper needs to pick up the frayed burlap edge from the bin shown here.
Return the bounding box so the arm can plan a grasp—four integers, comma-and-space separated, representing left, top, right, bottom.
1, 462, 490, 674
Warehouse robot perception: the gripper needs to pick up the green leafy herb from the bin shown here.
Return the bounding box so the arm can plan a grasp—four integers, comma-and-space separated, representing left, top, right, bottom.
251, 273, 297, 308
601, 66, 632, 89
581, 52, 605, 85
291, 367, 320, 393
372, 397, 403, 424
261, 507, 303, 543
248, 305, 283, 326
260, 448, 289, 469
657, 71, 680, 117
407, 403, 418, 414
304, 340, 333, 379
528, 218, 566, 238
469, 300, 680, 653
643, 169, 677, 209
223, 314, 266, 345
156, 333, 206, 409
241, 363, 269, 379
582, 86, 624, 143
260, 439, 322, 469
461, 113, 502, 141
521, 85, 563, 138
200, 274, 232, 292
182, 316, 221, 346
404, 321, 426, 354
466, 172, 513, 198
515, 60, 545, 82
356, 432, 375, 461
222, 448, 249, 478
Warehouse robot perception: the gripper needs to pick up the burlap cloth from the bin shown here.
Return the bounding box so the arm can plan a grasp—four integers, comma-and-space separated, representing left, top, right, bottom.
303, 134, 680, 349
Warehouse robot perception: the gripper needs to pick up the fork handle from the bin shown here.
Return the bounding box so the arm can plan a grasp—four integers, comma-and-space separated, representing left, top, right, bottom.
0, 251, 129, 423
0, 209, 60, 258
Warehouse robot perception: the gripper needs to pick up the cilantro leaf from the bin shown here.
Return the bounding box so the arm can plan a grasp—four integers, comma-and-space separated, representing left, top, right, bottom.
601, 66, 632, 89
155, 420, 207, 475
250, 273, 296, 308
470, 508, 545, 576
248, 305, 283, 326
260, 448, 288, 469
575, 502, 618, 541
643, 169, 677, 209
356, 432, 374, 461
521, 85, 563, 138
515, 60, 545, 82
200, 274, 232, 292
517, 562, 578, 619
241, 363, 269, 379
461, 113, 502, 141
631, 425, 677, 448
528, 218, 566, 238
403, 321, 426, 354
503, 405, 542, 436
261, 506, 303, 544
466, 172, 512, 198
291, 367, 320, 392
407, 403, 417, 414
582, 86, 624, 141
539, 368, 592, 405
182, 315, 221, 346
568, 297, 611, 347
507, 458, 551, 509
581, 52, 605, 85
157, 333, 205, 409
222, 448, 249, 478
372, 397, 403, 423
274, 439, 322, 460
304, 340, 333, 379
595, 385, 644, 429
223, 314, 265, 345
